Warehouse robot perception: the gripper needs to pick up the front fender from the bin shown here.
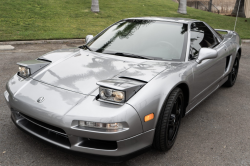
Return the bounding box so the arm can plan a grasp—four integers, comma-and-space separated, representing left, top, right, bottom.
127, 62, 193, 132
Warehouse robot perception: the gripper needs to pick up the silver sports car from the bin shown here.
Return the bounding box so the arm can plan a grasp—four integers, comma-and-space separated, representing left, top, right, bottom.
4, 17, 241, 161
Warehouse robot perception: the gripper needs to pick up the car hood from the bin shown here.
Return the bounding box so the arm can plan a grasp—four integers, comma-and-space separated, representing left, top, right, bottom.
32, 49, 181, 95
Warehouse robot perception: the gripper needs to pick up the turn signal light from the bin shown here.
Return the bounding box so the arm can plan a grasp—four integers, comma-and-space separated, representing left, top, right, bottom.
144, 113, 154, 122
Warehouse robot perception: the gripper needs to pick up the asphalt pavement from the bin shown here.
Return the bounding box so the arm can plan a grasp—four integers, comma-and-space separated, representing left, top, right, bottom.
0, 43, 250, 166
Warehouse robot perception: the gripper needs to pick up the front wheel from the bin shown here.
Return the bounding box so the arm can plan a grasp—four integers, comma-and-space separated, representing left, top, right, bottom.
224, 54, 240, 87
153, 87, 184, 151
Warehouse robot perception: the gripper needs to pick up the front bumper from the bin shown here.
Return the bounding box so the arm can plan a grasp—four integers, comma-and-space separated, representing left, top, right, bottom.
4, 76, 155, 159
10, 110, 154, 160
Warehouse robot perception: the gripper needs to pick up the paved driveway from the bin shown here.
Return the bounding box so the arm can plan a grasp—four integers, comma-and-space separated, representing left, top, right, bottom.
0, 43, 250, 166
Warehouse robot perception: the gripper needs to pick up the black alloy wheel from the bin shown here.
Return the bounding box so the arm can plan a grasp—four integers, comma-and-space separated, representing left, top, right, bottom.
168, 95, 182, 142
153, 87, 184, 151
231, 58, 239, 84
224, 54, 240, 87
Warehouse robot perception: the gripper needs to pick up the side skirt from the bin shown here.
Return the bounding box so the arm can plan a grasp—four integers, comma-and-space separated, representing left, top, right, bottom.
185, 76, 228, 115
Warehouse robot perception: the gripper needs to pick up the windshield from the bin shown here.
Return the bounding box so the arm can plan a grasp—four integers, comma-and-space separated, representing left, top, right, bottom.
87, 20, 188, 61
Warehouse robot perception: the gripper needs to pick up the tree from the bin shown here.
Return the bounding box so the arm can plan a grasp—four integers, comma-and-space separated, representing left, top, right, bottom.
232, 0, 245, 17
178, 0, 187, 14
208, 0, 213, 12
91, 0, 99, 13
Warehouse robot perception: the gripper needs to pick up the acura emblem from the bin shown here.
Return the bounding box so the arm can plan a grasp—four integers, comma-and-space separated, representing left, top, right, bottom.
37, 97, 45, 103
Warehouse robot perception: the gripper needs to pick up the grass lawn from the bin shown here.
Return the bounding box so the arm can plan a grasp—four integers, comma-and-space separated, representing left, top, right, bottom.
1, 0, 250, 41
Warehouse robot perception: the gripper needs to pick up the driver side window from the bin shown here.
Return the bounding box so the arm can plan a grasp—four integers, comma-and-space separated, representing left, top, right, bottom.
190, 22, 218, 60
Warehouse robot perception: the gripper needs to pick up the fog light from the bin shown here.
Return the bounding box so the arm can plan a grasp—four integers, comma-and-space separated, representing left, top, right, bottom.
78, 121, 123, 130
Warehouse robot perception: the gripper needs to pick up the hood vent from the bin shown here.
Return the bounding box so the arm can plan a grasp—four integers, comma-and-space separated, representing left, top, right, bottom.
37, 58, 52, 63
118, 76, 148, 83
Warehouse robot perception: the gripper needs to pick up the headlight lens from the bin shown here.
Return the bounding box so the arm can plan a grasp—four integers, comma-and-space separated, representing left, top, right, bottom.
18, 66, 30, 78
78, 121, 123, 130
99, 87, 125, 103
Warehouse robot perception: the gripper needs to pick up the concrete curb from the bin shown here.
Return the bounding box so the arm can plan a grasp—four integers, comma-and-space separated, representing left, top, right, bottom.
0, 45, 15, 50
0, 39, 85, 45
242, 40, 250, 43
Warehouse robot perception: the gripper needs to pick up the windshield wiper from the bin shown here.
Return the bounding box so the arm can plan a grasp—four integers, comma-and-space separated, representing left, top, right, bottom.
79, 45, 92, 51
107, 52, 158, 60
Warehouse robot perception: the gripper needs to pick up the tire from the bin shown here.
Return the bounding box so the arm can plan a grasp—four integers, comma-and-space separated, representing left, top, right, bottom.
153, 87, 184, 151
224, 53, 240, 87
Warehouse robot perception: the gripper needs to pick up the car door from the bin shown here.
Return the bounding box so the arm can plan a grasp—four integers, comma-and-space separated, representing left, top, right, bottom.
188, 22, 228, 109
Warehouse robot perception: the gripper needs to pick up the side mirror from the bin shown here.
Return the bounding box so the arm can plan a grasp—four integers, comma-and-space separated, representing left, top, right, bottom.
85, 35, 94, 44
196, 48, 218, 64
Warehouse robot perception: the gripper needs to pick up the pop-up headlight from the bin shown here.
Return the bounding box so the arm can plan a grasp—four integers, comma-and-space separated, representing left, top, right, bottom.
99, 87, 125, 103
97, 78, 146, 104
17, 60, 50, 79
18, 66, 30, 78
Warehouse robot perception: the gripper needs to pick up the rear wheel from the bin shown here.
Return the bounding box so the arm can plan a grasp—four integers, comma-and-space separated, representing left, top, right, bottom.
153, 88, 184, 151
224, 54, 240, 87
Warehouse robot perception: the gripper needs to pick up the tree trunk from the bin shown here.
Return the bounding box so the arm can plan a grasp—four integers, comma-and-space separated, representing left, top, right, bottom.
232, 0, 245, 17
178, 0, 187, 14
91, 0, 99, 13
208, 0, 212, 12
